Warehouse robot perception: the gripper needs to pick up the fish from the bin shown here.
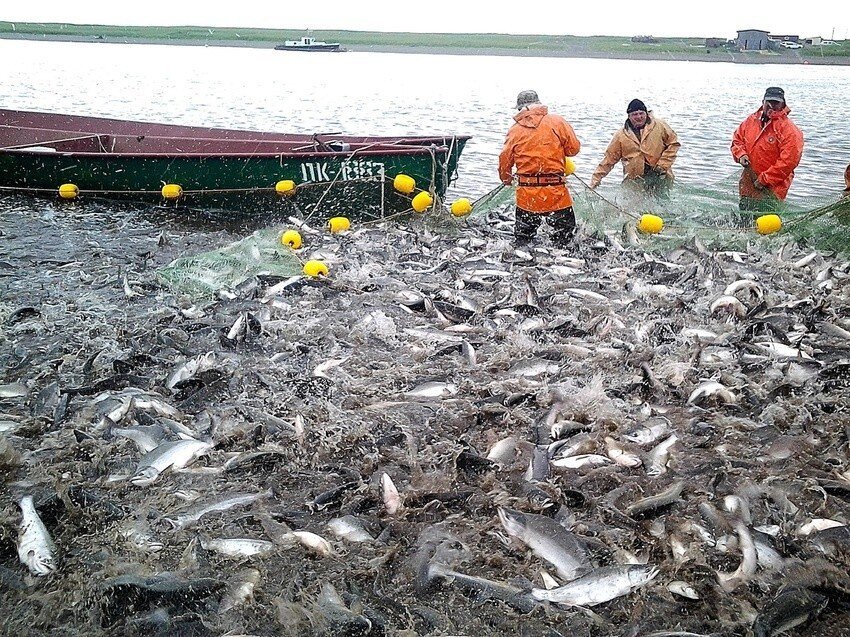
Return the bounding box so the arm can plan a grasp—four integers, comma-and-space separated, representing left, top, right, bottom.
426, 562, 535, 613
131, 439, 212, 486
687, 381, 736, 406
531, 564, 659, 606
710, 295, 747, 318
604, 436, 643, 467
17, 496, 57, 576
200, 538, 275, 558
667, 580, 700, 599
165, 352, 216, 391
327, 515, 375, 543
219, 567, 260, 613
498, 507, 591, 581
0, 383, 28, 398
624, 419, 671, 445
404, 381, 458, 398
551, 454, 612, 469
751, 586, 827, 637
626, 481, 685, 517
645, 434, 679, 476
717, 521, 758, 591
281, 531, 334, 557
165, 490, 272, 530
381, 473, 402, 514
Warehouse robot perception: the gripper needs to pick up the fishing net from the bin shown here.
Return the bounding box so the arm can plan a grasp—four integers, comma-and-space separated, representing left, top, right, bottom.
466, 171, 850, 255
157, 228, 303, 296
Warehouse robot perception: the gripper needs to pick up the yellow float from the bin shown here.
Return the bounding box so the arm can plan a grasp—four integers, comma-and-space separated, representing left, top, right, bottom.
637, 213, 664, 234
275, 180, 297, 196
280, 229, 303, 249
327, 217, 351, 233
161, 184, 183, 200
564, 158, 577, 177
58, 183, 79, 200
393, 174, 416, 194
450, 198, 472, 217
755, 214, 782, 235
411, 191, 433, 213
303, 260, 329, 277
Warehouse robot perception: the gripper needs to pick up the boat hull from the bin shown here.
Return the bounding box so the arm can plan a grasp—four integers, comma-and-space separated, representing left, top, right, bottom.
0, 110, 469, 220
273, 44, 342, 52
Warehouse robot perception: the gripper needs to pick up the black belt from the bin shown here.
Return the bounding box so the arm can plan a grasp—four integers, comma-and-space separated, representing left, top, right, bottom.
517, 173, 565, 186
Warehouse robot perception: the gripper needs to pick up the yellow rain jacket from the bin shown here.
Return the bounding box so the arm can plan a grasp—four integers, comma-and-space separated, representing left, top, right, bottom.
498, 105, 581, 213
590, 114, 680, 187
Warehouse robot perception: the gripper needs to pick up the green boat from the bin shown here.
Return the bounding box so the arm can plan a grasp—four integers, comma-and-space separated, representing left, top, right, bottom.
0, 109, 471, 220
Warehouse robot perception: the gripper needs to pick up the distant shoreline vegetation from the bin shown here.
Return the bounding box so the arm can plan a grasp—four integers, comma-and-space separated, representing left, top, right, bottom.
1, 21, 848, 63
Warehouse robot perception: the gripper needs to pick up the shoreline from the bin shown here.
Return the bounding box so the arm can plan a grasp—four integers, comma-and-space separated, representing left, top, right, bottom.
2, 32, 849, 66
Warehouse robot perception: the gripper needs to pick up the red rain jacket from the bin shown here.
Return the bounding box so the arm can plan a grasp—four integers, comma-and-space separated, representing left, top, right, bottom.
498, 105, 581, 213
844, 162, 850, 197
731, 106, 804, 201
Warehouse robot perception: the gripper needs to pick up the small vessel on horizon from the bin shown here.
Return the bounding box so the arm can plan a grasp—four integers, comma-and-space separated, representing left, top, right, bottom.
273, 36, 342, 52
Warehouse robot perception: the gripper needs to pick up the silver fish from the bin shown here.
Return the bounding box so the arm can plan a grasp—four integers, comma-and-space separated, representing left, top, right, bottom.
17, 496, 57, 576
327, 515, 375, 543
427, 562, 535, 613
498, 508, 591, 581
687, 382, 736, 406
166, 490, 272, 530
646, 434, 679, 476
200, 537, 275, 558
166, 352, 216, 391
405, 381, 458, 398
551, 454, 612, 469
0, 383, 29, 398
132, 439, 212, 486
667, 580, 700, 600
717, 521, 757, 591
531, 564, 659, 606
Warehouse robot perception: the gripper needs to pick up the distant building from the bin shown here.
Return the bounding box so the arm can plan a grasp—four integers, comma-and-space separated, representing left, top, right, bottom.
631, 35, 659, 43
705, 38, 726, 48
805, 36, 823, 45
737, 29, 770, 50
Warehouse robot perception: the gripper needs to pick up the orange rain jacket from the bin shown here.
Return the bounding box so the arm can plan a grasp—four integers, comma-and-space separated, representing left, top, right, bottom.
731, 106, 804, 201
498, 105, 581, 213
590, 114, 680, 187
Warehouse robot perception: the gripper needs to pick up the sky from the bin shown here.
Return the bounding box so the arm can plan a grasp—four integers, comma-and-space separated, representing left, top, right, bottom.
2, 1, 848, 39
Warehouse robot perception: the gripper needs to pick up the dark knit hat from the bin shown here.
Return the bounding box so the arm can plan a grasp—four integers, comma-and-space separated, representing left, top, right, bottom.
516, 90, 540, 110
627, 99, 648, 113
763, 87, 785, 102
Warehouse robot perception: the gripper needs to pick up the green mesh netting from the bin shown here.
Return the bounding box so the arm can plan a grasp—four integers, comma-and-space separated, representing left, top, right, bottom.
157, 228, 303, 296
468, 172, 850, 255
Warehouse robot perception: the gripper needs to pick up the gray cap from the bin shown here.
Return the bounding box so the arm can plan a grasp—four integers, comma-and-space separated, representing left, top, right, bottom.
763, 86, 785, 102
516, 90, 540, 110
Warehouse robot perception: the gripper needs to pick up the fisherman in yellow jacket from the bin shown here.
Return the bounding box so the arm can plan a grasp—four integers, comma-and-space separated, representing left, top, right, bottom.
589, 99, 680, 196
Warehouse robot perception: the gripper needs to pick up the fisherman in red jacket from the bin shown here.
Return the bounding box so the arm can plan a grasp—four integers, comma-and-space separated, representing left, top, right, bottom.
731, 87, 804, 214
498, 90, 581, 246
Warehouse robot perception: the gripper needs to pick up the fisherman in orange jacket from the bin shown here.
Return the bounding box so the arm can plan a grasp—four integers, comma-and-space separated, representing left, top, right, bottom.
498, 90, 581, 246
589, 98, 680, 196
731, 87, 804, 213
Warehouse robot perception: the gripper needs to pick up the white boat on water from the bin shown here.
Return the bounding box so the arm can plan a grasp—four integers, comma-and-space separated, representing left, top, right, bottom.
274, 36, 342, 52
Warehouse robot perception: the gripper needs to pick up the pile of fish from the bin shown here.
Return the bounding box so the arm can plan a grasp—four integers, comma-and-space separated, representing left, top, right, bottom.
2, 200, 850, 636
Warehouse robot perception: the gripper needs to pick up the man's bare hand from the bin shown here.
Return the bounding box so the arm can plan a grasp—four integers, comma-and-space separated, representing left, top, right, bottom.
739, 156, 751, 168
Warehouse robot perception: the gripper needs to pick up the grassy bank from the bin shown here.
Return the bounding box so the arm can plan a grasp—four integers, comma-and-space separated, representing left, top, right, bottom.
1, 21, 848, 59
